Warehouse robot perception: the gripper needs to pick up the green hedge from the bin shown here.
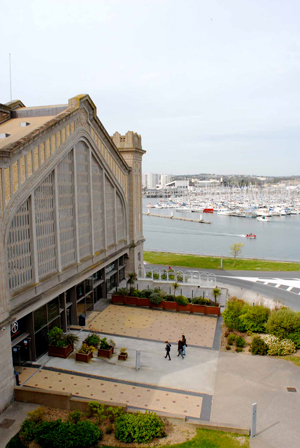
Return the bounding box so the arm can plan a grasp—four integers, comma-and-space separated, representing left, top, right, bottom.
115, 412, 165, 443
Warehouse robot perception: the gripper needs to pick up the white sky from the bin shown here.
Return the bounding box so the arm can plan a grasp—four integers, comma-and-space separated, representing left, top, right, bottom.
1, 0, 300, 176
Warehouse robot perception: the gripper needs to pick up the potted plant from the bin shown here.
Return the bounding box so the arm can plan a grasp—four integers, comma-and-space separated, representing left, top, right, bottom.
83, 333, 100, 349
48, 327, 79, 359
98, 337, 114, 358
109, 339, 116, 354
118, 347, 128, 361
175, 295, 191, 312
76, 343, 94, 363
149, 292, 164, 308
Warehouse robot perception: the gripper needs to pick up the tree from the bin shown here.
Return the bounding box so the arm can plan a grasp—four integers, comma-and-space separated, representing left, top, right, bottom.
230, 243, 245, 262
172, 282, 179, 297
212, 287, 221, 302
126, 272, 137, 294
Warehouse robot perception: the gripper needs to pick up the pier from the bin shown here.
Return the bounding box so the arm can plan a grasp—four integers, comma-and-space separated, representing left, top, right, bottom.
142, 212, 211, 224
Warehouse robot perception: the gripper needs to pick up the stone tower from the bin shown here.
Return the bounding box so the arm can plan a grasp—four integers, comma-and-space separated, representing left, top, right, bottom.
112, 131, 146, 277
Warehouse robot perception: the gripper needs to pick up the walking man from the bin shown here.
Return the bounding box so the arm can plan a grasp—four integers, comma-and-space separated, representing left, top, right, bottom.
165, 341, 171, 360
182, 335, 187, 357
177, 340, 184, 359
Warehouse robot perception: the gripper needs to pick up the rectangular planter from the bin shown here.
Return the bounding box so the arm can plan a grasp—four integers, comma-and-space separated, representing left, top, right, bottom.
163, 301, 177, 311
48, 344, 73, 359
190, 304, 206, 314
118, 353, 128, 360
111, 295, 125, 304
137, 298, 150, 307
98, 346, 114, 359
150, 303, 163, 309
177, 304, 191, 312
124, 296, 138, 306
206, 306, 220, 316
76, 352, 93, 363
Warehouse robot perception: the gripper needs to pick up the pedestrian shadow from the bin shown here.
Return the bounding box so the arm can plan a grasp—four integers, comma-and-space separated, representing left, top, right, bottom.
256, 420, 280, 436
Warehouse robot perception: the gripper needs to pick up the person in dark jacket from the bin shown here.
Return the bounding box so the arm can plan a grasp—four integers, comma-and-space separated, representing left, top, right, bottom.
182, 335, 187, 356
165, 341, 171, 360
177, 340, 184, 359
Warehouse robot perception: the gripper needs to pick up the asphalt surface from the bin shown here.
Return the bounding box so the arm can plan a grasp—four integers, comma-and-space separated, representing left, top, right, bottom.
145, 264, 300, 310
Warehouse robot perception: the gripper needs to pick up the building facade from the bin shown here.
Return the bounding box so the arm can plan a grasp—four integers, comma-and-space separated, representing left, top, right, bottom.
0, 94, 145, 412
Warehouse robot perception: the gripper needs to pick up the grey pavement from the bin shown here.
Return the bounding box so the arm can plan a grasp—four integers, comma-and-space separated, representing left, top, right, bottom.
212, 352, 300, 448
36, 333, 219, 395
0, 402, 39, 448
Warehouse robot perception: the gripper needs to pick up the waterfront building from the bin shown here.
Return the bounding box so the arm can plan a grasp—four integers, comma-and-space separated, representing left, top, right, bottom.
142, 173, 160, 189
0, 94, 145, 411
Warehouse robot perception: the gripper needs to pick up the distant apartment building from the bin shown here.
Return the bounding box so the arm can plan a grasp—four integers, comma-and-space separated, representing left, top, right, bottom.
142, 173, 160, 189
160, 174, 172, 187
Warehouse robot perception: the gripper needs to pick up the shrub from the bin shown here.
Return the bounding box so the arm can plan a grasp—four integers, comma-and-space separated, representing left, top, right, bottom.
106, 406, 124, 422
27, 407, 45, 423
225, 345, 231, 350
34, 420, 102, 448
20, 419, 36, 443
131, 289, 142, 297
140, 289, 154, 298
192, 297, 211, 305
239, 306, 269, 333
116, 287, 128, 296
227, 334, 236, 345
6, 433, 27, 448
222, 297, 249, 332
165, 294, 175, 302
177, 275, 184, 282
175, 295, 189, 306
99, 337, 111, 349
67, 409, 82, 424
287, 330, 300, 348
149, 293, 163, 305
63, 333, 79, 346
265, 308, 300, 339
77, 343, 93, 354
146, 272, 152, 278
250, 336, 268, 355
153, 273, 160, 279
86, 401, 106, 421
235, 347, 243, 352
115, 412, 165, 443
84, 334, 100, 348
261, 334, 296, 356
48, 327, 64, 347
235, 336, 246, 348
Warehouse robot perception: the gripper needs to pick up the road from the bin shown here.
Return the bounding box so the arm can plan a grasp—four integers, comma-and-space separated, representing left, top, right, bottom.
144, 263, 300, 310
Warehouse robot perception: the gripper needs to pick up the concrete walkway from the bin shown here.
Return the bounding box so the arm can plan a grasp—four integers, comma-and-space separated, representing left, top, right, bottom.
212, 352, 300, 448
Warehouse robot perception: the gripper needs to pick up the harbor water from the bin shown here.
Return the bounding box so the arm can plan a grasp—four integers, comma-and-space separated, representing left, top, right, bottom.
143, 199, 300, 262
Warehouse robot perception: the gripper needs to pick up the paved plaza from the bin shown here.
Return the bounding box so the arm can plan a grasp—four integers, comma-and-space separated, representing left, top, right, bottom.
16, 304, 220, 421
86, 305, 218, 348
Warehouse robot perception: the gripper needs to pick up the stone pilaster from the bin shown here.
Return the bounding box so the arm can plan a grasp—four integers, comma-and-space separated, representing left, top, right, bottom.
112, 132, 146, 277
0, 220, 15, 412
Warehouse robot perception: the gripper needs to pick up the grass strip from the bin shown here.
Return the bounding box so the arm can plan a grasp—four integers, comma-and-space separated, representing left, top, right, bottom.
102, 428, 249, 448
280, 355, 300, 367
144, 251, 300, 271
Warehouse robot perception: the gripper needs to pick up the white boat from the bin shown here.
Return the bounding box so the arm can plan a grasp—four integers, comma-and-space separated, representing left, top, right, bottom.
257, 216, 270, 222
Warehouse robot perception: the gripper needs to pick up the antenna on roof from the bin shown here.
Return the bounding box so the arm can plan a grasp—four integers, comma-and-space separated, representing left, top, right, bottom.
9, 53, 12, 101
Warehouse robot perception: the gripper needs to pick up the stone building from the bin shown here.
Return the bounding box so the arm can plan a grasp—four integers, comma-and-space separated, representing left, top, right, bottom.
0, 94, 145, 412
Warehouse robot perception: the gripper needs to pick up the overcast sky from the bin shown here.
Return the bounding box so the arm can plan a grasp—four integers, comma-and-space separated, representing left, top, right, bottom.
1, 0, 300, 176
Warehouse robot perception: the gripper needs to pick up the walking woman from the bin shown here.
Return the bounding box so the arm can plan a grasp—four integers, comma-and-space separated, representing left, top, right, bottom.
177, 340, 184, 359
165, 341, 171, 360
182, 335, 187, 357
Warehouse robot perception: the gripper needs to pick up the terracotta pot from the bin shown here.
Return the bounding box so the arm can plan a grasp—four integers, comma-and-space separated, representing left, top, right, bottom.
48, 344, 73, 359
118, 353, 128, 360
176, 304, 191, 312
190, 304, 206, 314
98, 346, 114, 359
111, 295, 125, 304
137, 298, 150, 307
76, 351, 93, 363
124, 296, 138, 306
163, 301, 177, 310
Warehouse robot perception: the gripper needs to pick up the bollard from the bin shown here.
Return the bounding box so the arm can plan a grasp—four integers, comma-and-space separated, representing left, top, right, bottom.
136, 350, 141, 371
220, 259, 223, 269
250, 403, 257, 438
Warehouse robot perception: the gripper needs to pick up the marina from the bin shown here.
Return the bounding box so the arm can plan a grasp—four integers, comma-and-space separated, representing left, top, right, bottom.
142, 185, 300, 262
